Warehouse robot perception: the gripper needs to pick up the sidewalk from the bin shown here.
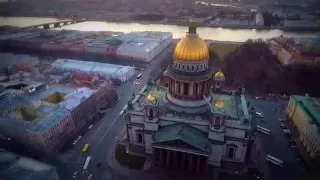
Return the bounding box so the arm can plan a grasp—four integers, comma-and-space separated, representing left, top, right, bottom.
251, 136, 271, 180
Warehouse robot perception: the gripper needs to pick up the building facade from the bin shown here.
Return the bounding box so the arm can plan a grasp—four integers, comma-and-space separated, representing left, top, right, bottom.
286, 95, 320, 159
124, 19, 252, 172
268, 37, 320, 68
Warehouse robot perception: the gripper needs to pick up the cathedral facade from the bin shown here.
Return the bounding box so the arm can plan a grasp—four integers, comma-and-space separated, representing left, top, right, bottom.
124, 19, 252, 172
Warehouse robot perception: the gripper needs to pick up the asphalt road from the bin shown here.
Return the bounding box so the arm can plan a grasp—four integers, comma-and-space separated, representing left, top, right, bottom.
249, 98, 306, 180
57, 46, 172, 180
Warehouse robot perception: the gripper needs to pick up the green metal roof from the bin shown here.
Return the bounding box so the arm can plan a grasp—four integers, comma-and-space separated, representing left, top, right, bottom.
211, 94, 237, 118
292, 95, 320, 124
153, 123, 211, 153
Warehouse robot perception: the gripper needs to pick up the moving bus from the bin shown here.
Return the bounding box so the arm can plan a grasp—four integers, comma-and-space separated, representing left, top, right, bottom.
83, 156, 91, 170
257, 125, 271, 135
82, 143, 89, 153
265, 154, 283, 167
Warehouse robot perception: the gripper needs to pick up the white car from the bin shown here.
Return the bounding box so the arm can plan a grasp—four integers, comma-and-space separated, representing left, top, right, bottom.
255, 112, 263, 118
88, 174, 92, 180
283, 129, 292, 135
73, 136, 82, 145
72, 171, 78, 179
88, 125, 93, 129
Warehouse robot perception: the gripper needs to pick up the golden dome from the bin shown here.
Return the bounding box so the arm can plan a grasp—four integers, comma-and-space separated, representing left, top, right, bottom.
214, 70, 225, 79
146, 93, 156, 101
173, 36, 209, 61
214, 99, 224, 109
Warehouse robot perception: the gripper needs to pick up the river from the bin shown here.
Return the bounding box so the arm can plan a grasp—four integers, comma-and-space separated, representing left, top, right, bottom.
1, 17, 318, 42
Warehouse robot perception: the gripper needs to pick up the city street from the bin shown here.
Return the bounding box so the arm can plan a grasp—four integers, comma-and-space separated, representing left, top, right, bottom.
57, 46, 173, 180
249, 98, 306, 180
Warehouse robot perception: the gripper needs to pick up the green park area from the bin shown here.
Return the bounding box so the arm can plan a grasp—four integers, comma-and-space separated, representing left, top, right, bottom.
115, 145, 146, 169
209, 42, 239, 59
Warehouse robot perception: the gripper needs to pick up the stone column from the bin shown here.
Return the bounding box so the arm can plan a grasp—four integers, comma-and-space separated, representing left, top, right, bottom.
180, 82, 184, 95
189, 83, 194, 97
198, 82, 202, 97
188, 154, 193, 172
175, 81, 179, 95
159, 149, 163, 166
169, 79, 171, 93
196, 155, 201, 173
180, 152, 185, 169
171, 79, 175, 93
166, 150, 171, 168
174, 151, 178, 168
152, 148, 157, 167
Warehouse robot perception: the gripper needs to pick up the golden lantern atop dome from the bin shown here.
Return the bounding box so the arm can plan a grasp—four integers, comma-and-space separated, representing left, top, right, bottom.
214, 70, 225, 80
214, 99, 224, 109
173, 17, 209, 61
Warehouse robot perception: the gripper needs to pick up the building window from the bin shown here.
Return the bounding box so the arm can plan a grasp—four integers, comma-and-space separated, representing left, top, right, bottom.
187, 66, 189, 70
137, 132, 144, 144
227, 144, 237, 159
192, 66, 194, 71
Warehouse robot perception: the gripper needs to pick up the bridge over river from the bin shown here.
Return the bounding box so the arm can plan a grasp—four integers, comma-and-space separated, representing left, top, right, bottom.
24, 19, 86, 29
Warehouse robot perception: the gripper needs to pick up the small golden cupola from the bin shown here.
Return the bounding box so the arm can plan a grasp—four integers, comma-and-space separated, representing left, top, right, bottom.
214, 70, 225, 81
173, 17, 209, 61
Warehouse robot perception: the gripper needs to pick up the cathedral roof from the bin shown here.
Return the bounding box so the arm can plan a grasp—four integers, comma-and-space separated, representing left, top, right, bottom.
153, 123, 211, 153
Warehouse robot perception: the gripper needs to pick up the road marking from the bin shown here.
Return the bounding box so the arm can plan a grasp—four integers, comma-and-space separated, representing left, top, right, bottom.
96, 116, 120, 148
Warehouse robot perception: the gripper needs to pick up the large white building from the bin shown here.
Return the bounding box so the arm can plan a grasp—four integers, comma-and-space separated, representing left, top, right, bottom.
51, 59, 136, 82
124, 19, 253, 172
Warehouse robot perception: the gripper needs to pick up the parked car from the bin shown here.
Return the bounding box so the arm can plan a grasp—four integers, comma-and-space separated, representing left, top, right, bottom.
283, 129, 292, 136
278, 118, 285, 122
255, 112, 263, 118
72, 171, 78, 179
280, 122, 286, 128
288, 140, 297, 148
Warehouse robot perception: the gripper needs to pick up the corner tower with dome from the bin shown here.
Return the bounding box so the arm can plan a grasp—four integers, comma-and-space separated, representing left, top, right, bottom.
124, 18, 253, 173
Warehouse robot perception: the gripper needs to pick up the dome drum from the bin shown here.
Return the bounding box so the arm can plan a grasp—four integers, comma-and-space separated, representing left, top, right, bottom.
171, 58, 209, 73
166, 64, 213, 82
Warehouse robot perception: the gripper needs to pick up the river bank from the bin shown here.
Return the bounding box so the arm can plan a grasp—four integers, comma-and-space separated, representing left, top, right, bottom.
2, 14, 320, 33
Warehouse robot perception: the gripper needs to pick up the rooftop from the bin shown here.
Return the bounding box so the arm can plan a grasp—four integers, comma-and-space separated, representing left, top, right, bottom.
0, 82, 95, 133
0, 151, 57, 180
292, 95, 320, 128
153, 123, 211, 153
131, 85, 167, 111
51, 59, 135, 79
0, 53, 38, 69
131, 84, 251, 126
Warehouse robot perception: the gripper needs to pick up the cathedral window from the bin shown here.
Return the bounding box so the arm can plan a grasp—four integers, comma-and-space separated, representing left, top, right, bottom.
227, 144, 237, 159
136, 132, 144, 144
148, 108, 154, 120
